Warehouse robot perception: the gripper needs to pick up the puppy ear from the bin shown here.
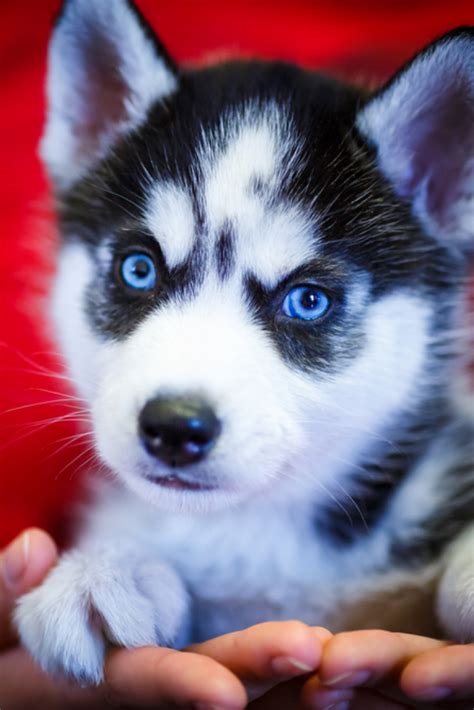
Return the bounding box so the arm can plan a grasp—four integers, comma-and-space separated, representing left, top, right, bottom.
41, 0, 178, 190
357, 28, 474, 249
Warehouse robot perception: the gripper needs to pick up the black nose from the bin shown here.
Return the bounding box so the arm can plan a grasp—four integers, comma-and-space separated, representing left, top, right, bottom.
138, 396, 221, 467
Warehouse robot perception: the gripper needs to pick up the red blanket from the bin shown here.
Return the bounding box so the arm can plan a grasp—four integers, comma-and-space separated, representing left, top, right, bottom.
1, 0, 472, 546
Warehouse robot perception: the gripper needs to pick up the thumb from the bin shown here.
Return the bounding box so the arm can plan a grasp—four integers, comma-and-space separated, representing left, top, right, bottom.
0, 528, 58, 648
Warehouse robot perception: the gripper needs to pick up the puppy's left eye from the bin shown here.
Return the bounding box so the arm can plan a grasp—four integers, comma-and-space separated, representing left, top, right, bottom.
282, 285, 331, 321
120, 253, 157, 290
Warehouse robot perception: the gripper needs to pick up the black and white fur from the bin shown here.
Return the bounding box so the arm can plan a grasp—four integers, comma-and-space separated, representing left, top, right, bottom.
15, 0, 474, 685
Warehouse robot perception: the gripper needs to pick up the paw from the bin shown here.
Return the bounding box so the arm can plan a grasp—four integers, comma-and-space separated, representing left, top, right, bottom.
437, 526, 474, 642
15, 549, 188, 685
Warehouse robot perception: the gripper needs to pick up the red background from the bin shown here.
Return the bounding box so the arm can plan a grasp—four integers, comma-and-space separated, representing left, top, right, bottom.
1, 1, 473, 547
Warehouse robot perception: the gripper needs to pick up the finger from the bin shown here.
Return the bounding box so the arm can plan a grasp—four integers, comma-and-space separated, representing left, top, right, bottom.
0, 529, 57, 647
400, 644, 474, 703
188, 621, 328, 702
317, 630, 447, 690
189, 621, 327, 682
0, 646, 109, 710
105, 645, 247, 709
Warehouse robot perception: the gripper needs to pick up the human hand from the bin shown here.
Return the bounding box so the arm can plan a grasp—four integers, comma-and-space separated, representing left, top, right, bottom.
0, 530, 246, 709
0, 528, 113, 709
14, 534, 469, 709
107, 620, 329, 707
301, 629, 474, 709
2, 530, 328, 708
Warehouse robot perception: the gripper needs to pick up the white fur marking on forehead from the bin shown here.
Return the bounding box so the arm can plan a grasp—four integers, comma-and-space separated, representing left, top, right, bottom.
205, 121, 277, 228
206, 125, 277, 243
203, 103, 302, 229
203, 104, 317, 285
145, 183, 195, 267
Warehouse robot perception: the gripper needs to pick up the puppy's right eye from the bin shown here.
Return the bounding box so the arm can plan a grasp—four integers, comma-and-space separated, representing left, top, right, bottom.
281, 285, 332, 321
120, 253, 157, 291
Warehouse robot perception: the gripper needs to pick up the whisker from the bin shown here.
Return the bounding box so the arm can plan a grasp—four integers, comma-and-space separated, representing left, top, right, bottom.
55, 447, 100, 481
32, 387, 88, 403
331, 479, 370, 533
3, 399, 85, 416
0, 413, 91, 452
315, 480, 354, 527
43, 431, 95, 461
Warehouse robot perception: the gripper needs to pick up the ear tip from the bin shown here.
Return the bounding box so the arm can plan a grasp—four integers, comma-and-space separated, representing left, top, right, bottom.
438, 25, 474, 41
362, 24, 474, 113
426, 26, 474, 85
425, 26, 474, 63
54, 0, 133, 27
53, 0, 94, 28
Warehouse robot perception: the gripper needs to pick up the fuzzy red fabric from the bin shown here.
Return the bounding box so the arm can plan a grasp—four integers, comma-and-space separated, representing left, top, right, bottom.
1, 1, 473, 546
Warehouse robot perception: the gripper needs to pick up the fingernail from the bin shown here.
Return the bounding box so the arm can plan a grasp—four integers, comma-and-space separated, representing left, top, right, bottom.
411, 686, 452, 701
2, 532, 29, 590
324, 669, 371, 687
271, 655, 315, 676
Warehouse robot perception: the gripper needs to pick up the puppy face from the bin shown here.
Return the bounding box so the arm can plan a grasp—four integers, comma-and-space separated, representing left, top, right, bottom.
46, 3, 473, 512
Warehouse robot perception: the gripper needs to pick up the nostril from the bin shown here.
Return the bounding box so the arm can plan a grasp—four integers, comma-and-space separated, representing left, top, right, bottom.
138, 396, 221, 466
189, 432, 211, 446
141, 423, 160, 438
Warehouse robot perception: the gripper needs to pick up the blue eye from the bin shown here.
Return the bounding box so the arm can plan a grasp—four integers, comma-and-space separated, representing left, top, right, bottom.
282, 285, 331, 321
120, 253, 156, 290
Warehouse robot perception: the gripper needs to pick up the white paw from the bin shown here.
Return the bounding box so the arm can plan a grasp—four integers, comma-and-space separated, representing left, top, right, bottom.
15, 549, 188, 685
437, 525, 474, 642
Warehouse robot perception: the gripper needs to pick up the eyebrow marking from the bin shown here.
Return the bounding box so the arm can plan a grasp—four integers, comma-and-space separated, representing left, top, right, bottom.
215, 221, 236, 281
144, 182, 195, 268
241, 203, 318, 288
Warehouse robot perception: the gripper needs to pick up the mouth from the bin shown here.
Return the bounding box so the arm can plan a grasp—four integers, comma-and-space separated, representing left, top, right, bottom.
146, 473, 216, 492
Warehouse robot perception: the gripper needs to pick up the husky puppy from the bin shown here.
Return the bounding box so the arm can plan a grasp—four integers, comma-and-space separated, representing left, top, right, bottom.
15, 0, 473, 685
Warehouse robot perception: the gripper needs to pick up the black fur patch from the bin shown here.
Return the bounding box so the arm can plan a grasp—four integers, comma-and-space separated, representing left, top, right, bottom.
389, 425, 474, 566
215, 221, 236, 281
